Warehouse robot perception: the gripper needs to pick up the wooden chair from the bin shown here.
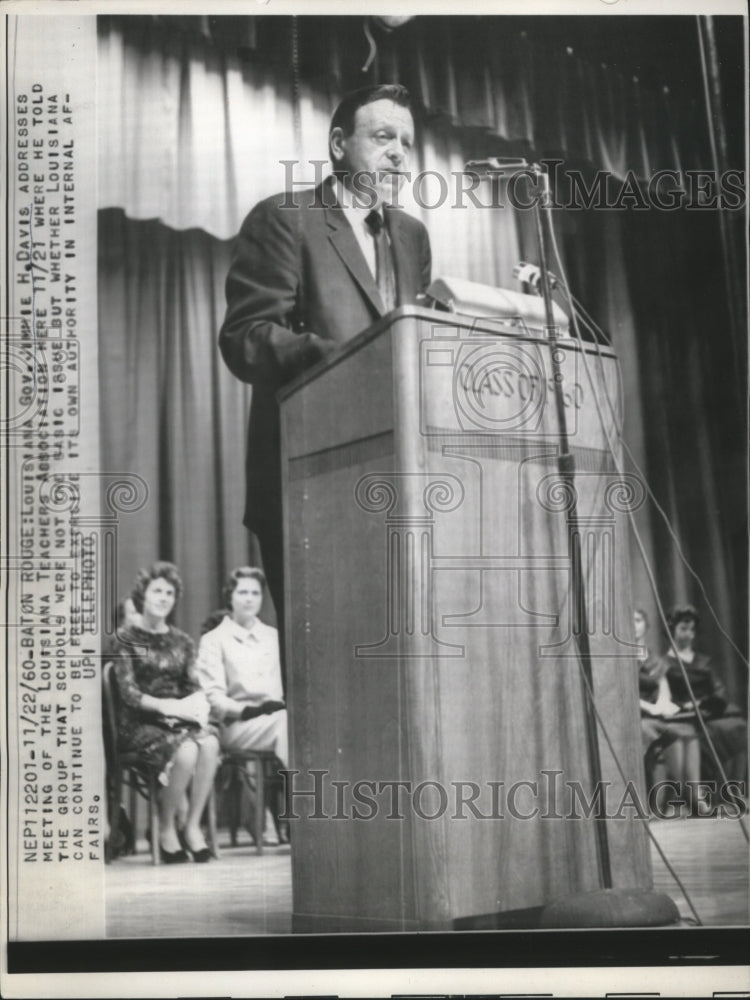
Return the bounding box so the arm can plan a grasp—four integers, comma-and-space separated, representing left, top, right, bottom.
102, 661, 161, 865
219, 750, 285, 855
102, 661, 219, 864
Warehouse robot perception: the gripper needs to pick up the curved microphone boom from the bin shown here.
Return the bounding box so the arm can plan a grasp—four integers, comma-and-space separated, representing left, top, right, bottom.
463, 157, 530, 174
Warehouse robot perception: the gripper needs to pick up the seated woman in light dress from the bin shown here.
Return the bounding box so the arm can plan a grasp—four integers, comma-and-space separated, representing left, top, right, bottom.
195, 567, 288, 766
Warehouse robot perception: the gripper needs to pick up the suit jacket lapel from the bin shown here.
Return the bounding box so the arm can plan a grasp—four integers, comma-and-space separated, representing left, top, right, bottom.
324, 201, 385, 317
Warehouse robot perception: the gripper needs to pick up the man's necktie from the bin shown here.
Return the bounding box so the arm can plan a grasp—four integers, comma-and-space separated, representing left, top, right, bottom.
365, 209, 397, 313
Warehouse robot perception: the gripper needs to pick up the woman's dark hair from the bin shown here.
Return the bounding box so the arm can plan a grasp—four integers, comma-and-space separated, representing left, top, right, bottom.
200, 609, 228, 636
130, 561, 183, 613
114, 598, 129, 629
329, 83, 412, 160
666, 603, 700, 635
221, 566, 267, 609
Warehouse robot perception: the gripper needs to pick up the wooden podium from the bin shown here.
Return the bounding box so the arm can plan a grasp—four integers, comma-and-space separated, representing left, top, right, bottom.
279, 306, 652, 932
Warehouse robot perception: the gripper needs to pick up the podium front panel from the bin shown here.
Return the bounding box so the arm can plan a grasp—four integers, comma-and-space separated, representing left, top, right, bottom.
281, 309, 651, 931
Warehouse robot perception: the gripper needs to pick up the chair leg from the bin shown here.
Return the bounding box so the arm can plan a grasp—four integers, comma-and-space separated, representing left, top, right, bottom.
268, 770, 286, 842
255, 761, 265, 856
129, 781, 138, 851
105, 764, 122, 863
229, 765, 239, 847
149, 773, 160, 866
207, 787, 219, 859
237, 758, 264, 855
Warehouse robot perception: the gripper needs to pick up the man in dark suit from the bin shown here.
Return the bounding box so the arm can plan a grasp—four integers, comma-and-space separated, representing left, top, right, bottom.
219, 84, 432, 653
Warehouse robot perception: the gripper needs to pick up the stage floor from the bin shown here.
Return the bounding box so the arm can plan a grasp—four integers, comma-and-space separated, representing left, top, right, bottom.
105, 816, 748, 937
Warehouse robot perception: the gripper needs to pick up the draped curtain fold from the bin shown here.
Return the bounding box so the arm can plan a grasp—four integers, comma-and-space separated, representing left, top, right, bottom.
98, 210, 261, 635
616, 209, 747, 701
555, 206, 747, 702
98, 15, 712, 239
96, 15, 747, 699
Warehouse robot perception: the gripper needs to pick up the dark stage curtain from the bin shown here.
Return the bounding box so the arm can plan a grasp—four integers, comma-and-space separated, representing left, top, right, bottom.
97, 209, 263, 637
552, 205, 747, 704
97, 14, 715, 238
96, 16, 747, 703
619, 208, 747, 703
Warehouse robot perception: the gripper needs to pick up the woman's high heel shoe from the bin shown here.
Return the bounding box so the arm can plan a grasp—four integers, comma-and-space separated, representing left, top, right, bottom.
179, 828, 211, 862
160, 846, 189, 864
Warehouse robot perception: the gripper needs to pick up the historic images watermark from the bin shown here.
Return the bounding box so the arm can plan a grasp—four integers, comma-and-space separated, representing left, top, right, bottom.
279, 769, 748, 822
277, 159, 747, 211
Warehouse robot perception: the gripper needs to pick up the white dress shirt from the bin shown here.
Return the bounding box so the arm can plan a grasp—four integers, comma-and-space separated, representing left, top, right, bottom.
334, 177, 387, 281
194, 615, 283, 723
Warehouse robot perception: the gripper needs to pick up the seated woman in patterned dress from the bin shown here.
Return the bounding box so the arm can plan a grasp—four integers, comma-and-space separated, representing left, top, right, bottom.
112, 561, 220, 863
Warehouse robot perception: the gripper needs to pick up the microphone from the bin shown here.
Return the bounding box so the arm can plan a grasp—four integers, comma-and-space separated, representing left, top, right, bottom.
513, 261, 559, 293
464, 157, 530, 174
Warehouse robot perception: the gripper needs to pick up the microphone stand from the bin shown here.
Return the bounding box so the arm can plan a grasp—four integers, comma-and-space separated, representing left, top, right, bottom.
461, 158, 679, 926
529, 163, 612, 890
525, 162, 678, 928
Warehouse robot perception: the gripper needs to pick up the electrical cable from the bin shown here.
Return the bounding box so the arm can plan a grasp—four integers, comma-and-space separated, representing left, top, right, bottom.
556, 281, 749, 670
524, 252, 750, 669
545, 217, 749, 845
571, 650, 704, 925
524, 209, 748, 916
361, 18, 377, 74
522, 195, 747, 901
516, 192, 710, 919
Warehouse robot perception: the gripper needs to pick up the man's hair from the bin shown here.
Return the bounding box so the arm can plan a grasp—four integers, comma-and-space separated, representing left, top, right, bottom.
130, 561, 183, 613
666, 603, 700, 635
222, 566, 267, 609
329, 84, 412, 161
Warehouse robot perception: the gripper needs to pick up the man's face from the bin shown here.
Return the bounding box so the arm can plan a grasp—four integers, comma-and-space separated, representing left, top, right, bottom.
330, 98, 415, 207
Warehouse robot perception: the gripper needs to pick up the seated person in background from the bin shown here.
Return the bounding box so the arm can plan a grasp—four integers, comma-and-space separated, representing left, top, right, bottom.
663, 603, 747, 788
195, 567, 287, 764
635, 608, 701, 814
195, 567, 288, 843
111, 561, 220, 862
104, 596, 140, 858
105, 597, 138, 658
